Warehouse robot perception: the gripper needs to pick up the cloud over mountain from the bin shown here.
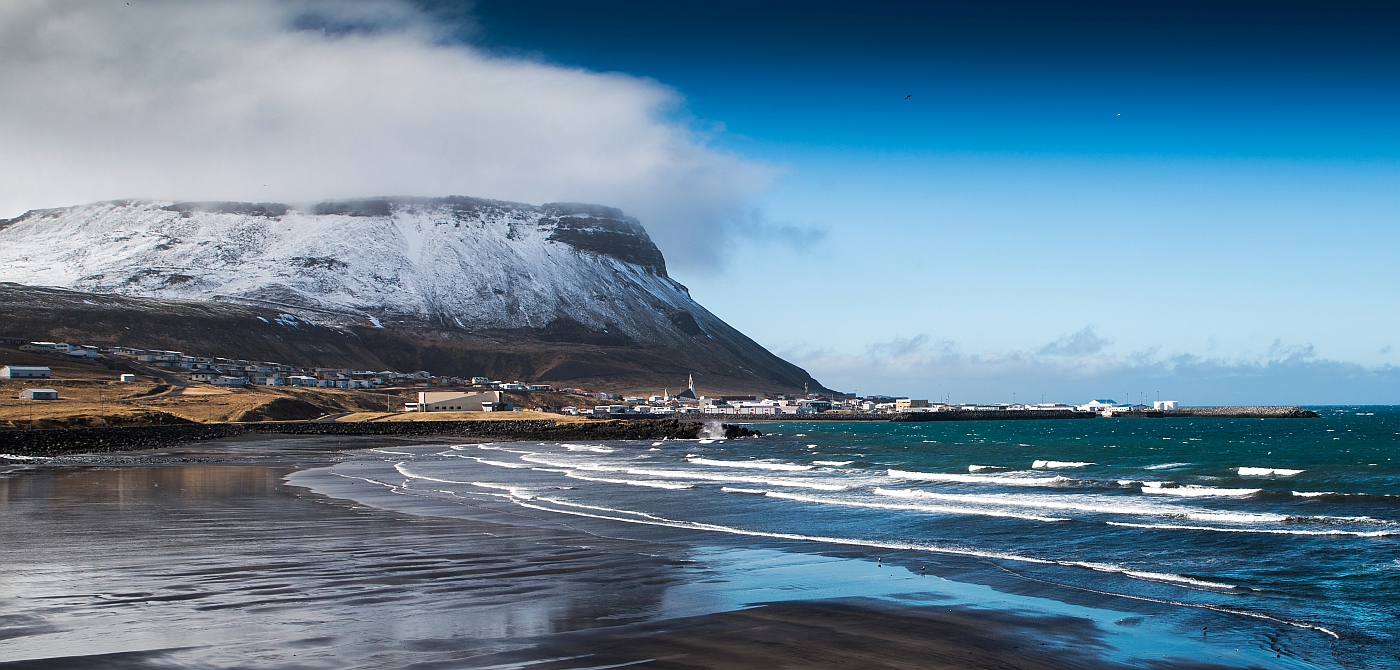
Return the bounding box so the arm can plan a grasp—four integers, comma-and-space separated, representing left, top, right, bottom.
0, 0, 769, 270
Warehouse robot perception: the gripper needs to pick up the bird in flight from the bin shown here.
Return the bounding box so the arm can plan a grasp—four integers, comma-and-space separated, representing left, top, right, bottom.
905, 94, 913, 100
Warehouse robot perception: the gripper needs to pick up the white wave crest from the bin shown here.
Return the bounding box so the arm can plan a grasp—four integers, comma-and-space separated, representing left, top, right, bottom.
564, 444, 615, 453
1069, 561, 1237, 589
873, 488, 1287, 523
1108, 521, 1398, 538
1239, 467, 1304, 477
1143, 463, 1191, 470
763, 490, 1068, 522
812, 460, 853, 467
563, 472, 694, 490
967, 464, 1002, 472
1139, 483, 1260, 497
394, 463, 473, 484
720, 487, 770, 494
518, 455, 850, 491
887, 469, 1071, 487
1032, 460, 1095, 469
464, 456, 531, 469
688, 457, 813, 471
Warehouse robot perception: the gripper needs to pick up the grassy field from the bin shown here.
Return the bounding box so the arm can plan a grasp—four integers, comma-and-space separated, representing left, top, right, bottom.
0, 348, 596, 429
332, 410, 594, 424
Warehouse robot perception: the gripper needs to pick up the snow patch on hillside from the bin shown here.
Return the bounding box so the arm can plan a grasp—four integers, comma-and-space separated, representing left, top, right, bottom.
0, 198, 717, 346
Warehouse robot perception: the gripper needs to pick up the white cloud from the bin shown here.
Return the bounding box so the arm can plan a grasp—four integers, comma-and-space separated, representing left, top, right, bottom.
793, 331, 1400, 405
1038, 326, 1109, 357
0, 0, 771, 270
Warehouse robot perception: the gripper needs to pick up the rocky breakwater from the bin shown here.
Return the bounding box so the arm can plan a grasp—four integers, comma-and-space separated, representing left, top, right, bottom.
893, 410, 1095, 422
0, 419, 761, 458
1164, 406, 1318, 419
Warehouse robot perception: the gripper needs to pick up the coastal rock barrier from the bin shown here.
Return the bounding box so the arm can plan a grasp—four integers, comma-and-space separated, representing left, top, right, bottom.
1164, 406, 1318, 419
0, 420, 761, 458
729, 407, 1316, 422
891, 410, 1096, 422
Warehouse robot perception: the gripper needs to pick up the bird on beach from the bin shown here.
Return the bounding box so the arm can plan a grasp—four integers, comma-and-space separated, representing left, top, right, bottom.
920, 566, 926, 576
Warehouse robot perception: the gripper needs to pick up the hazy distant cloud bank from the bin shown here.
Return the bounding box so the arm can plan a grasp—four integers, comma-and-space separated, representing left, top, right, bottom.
0, 0, 769, 269
795, 327, 1400, 405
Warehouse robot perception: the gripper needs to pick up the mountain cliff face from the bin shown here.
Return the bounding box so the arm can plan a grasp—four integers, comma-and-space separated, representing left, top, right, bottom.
0, 197, 821, 394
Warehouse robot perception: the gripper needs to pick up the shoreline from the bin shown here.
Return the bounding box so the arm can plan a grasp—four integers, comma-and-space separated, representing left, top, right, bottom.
0, 418, 761, 458
0, 403, 1321, 457
0, 435, 1310, 669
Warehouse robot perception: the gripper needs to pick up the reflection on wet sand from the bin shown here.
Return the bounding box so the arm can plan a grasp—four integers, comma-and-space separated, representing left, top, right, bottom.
0, 441, 689, 668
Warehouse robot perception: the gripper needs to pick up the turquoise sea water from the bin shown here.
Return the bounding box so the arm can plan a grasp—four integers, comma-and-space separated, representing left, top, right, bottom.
313, 407, 1400, 667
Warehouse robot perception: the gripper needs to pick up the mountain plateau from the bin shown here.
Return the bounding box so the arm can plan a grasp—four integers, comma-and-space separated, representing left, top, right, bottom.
0, 197, 822, 395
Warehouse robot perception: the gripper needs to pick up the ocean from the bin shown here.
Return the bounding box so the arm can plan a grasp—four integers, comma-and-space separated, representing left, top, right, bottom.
304, 407, 1400, 667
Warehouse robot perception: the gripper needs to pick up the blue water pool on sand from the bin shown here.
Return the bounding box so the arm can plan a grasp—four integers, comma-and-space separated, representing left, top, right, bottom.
302, 406, 1400, 667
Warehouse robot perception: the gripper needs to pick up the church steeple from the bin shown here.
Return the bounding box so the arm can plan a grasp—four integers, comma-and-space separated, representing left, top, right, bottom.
676, 374, 698, 401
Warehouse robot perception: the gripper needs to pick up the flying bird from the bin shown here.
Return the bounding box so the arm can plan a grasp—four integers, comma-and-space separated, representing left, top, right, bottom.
905, 94, 913, 100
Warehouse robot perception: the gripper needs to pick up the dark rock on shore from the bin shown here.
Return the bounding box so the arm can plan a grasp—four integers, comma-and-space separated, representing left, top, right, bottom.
0, 419, 761, 457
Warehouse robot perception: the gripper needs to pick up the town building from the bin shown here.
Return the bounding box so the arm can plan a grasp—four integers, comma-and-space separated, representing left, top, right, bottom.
1076, 399, 1122, 412
413, 391, 510, 412
1, 366, 50, 379
674, 374, 698, 402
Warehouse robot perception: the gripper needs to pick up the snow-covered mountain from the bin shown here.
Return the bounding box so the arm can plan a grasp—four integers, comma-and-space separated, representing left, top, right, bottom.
0, 197, 820, 392
0, 197, 703, 341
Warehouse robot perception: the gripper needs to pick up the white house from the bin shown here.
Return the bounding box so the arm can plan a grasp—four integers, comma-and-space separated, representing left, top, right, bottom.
20, 388, 58, 400
1, 366, 50, 379
1076, 399, 1121, 412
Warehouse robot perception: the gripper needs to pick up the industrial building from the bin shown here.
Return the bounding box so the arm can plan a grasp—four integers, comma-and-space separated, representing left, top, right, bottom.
410, 391, 511, 412
1, 366, 50, 379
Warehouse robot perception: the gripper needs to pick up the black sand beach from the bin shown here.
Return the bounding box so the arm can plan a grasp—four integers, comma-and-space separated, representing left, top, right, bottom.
0, 436, 1277, 669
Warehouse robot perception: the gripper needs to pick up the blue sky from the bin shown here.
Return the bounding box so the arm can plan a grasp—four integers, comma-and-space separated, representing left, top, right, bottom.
3, 1, 1395, 403
447, 0, 1400, 403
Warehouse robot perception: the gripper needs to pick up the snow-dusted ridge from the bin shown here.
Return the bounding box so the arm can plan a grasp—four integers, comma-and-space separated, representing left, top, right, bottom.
0, 197, 717, 347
